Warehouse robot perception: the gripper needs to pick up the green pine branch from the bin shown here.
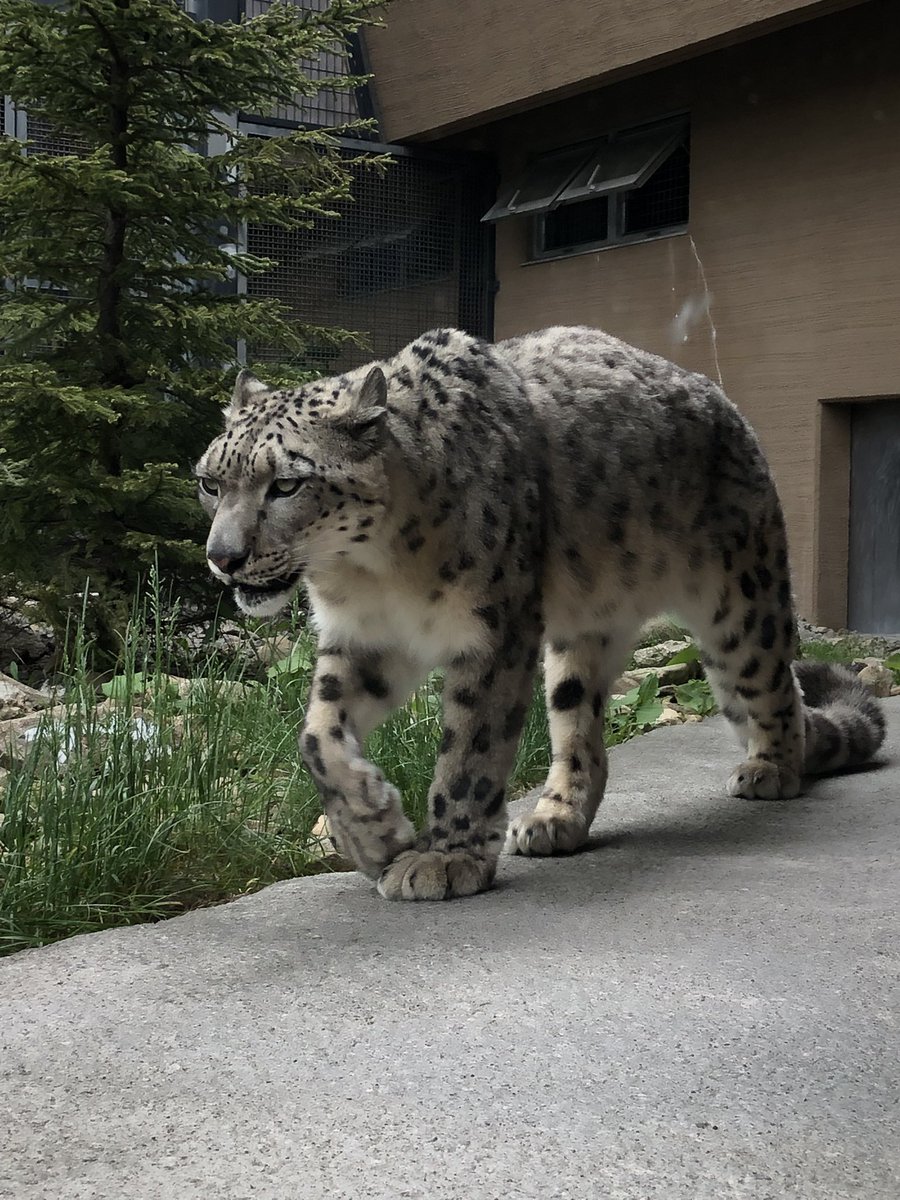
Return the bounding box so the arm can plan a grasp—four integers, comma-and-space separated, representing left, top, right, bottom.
0, 0, 384, 654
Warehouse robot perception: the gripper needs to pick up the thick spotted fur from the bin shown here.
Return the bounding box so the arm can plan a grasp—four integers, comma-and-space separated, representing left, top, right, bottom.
794, 660, 885, 773
195, 326, 886, 900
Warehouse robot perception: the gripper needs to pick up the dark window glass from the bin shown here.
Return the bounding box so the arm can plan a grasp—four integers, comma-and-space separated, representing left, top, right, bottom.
540, 195, 609, 253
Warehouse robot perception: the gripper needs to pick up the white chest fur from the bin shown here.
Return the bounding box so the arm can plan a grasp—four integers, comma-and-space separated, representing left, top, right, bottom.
306, 570, 489, 669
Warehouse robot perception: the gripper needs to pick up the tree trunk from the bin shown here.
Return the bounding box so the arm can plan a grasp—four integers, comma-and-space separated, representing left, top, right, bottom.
91, 0, 133, 473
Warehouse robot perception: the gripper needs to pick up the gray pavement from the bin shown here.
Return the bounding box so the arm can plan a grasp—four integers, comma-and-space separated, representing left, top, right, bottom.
2, 704, 899, 1200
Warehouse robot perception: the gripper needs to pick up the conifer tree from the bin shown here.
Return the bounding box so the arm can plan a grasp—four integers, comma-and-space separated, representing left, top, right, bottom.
0, 0, 379, 649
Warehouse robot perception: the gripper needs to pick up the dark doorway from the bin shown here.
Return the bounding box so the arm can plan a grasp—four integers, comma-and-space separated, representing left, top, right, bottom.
848, 400, 900, 634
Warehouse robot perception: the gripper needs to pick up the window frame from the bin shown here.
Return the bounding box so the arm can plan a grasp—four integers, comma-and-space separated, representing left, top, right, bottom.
525, 116, 690, 262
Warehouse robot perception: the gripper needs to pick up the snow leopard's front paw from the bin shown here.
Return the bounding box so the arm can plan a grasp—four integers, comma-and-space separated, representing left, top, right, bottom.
377, 848, 496, 901
727, 758, 802, 800
326, 804, 416, 880
505, 805, 589, 856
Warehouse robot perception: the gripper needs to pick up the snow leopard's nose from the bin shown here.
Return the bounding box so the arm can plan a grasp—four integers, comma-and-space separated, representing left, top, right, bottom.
208, 549, 249, 576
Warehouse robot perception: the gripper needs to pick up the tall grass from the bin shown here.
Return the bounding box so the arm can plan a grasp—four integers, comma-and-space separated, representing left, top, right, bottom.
0, 585, 558, 954
1, 581, 698, 954
0, 592, 320, 952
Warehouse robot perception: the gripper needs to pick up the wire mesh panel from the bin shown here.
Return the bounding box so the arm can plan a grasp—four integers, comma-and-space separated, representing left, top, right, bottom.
621, 142, 690, 236
24, 114, 88, 158
241, 0, 370, 130
246, 148, 495, 371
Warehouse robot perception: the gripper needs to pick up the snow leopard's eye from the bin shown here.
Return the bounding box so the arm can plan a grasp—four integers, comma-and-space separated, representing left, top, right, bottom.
199, 478, 219, 497
269, 478, 302, 498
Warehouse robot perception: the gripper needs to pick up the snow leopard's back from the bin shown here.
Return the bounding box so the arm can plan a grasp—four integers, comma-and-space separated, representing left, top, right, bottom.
496, 326, 778, 635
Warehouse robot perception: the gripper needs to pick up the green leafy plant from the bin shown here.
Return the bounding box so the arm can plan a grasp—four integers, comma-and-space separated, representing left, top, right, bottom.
673, 678, 717, 717
800, 638, 878, 664
266, 642, 316, 679
0, 579, 554, 953
2, 584, 722, 952
100, 670, 177, 701
607, 673, 663, 745
665, 642, 702, 665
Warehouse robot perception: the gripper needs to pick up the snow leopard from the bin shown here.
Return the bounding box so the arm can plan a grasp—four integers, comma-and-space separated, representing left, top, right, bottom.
195, 326, 886, 901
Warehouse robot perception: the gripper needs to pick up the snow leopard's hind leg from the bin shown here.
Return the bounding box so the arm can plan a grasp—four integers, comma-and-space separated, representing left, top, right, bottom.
506, 630, 633, 855
682, 523, 805, 800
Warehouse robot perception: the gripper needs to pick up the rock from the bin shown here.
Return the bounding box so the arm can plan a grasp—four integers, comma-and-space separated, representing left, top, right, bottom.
251, 635, 295, 667
0, 696, 31, 722
0, 672, 51, 721
612, 672, 641, 693
653, 706, 683, 727
120, 674, 192, 702
209, 615, 311, 677
796, 618, 841, 644
0, 605, 56, 680
856, 663, 894, 698
636, 616, 690, 647
0, 672, 50, 706
632, 639, 694, 668
615, 662, 698, 691
126, 675, 252, 704
0, 706, 66, 766
164, 675, 194, 699
659, 661, 701, 685
186, 679, 253, 703
0, 695, 189, 769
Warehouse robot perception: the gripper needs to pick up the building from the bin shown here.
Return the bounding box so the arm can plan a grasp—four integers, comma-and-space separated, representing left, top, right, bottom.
363, 0, 900, 633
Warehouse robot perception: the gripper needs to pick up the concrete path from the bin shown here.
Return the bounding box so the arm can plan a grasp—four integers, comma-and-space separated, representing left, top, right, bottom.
2, 705, 899, 1200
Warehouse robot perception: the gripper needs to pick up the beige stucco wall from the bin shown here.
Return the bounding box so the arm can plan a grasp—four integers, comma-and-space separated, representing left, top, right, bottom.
365, 0, 865, 140
479, 2, 900, 624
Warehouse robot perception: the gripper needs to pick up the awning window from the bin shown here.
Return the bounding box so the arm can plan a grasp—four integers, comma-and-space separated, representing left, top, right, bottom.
482, 119, 687, 222
480, 144, 593, 222
556, 122, 686, 206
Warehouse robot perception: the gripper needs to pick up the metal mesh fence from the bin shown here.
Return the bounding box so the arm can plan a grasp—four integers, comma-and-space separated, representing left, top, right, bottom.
246, 148, 495, 370
241, 0, 371, 131
622, 142, 690, 235
23, 114, 88, 158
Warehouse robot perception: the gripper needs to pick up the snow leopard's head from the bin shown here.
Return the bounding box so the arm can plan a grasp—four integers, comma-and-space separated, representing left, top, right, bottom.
195, 365, 391, 616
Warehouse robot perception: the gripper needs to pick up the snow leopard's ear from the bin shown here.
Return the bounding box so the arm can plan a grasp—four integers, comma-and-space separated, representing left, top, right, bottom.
356, 365, 387, 413
224, 368, 270, 423
333, 366, 388, 450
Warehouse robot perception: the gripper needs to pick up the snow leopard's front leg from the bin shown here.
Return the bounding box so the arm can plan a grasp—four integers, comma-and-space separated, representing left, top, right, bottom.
299, 647, 425, 879
378, 610, 542, 901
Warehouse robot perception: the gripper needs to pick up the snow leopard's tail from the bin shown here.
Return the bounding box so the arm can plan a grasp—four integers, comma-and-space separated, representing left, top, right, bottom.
795, 660, 887, 774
